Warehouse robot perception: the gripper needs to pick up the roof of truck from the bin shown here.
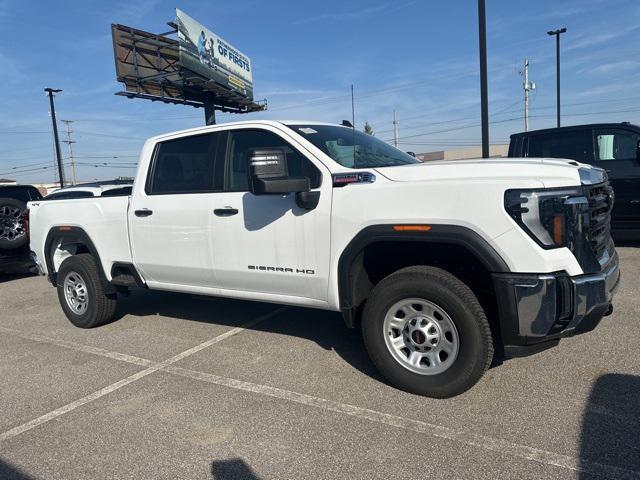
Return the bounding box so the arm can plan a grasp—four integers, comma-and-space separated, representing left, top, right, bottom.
510, 122, 639, 138
149, 120, 349, 142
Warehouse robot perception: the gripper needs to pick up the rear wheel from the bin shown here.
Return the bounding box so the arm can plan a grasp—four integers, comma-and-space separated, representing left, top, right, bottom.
362, 266, 493, 398
56, 254, 117, 328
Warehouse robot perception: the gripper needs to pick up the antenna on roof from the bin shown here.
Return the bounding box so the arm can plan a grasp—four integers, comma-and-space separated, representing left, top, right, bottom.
341, 120, 353, 128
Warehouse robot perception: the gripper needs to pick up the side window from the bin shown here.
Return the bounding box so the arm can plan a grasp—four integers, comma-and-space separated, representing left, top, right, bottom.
148, 133, 220, 194
101, 186, 133, 197
226, 129, 322, 191
46, 191, 94, 200
593, 129, 639, 161
27, 187, 43, 201
527, 130, 593, 162
2, 187, 37, 202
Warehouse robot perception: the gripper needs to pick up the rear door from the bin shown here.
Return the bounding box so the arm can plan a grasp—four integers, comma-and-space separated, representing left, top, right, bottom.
591, 127, 640, 230
128, 131, 224, 288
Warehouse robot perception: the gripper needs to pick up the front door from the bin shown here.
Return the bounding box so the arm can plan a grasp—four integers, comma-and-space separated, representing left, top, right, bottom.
129, 131, 224, 288
591, 127, 640, 231
209, 127, 332, 302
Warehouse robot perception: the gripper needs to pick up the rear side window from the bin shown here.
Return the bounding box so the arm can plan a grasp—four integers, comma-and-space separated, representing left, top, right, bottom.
46, 191, 94, 200
527, 130, 594, 162
593, 128, 639, 161
225, 129, 322, 191
0, 186, 42, 202
148, 133, 221, 194
101, 186, 133, 197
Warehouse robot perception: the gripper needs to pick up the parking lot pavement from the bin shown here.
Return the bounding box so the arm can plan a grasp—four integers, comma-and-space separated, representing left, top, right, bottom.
1, 249, 639, 479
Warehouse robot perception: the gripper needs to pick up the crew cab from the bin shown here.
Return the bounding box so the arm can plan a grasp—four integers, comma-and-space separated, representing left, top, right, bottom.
28, 121, 620, 397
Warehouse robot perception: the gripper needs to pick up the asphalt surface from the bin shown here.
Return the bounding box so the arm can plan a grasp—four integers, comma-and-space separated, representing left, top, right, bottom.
0, 248, 639, 480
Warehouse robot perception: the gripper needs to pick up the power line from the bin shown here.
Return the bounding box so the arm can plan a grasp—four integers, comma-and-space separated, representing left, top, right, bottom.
388, 106, 640, 143
72, 131, 146, 140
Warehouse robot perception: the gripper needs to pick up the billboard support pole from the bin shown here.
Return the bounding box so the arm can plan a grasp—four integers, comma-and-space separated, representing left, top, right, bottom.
204, 92, 216, 125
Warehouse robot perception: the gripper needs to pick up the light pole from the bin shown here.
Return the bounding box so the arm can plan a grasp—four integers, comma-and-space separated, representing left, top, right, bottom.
477, 0, 489, 158
547, 28, 567, 128
44, 88, 65, 187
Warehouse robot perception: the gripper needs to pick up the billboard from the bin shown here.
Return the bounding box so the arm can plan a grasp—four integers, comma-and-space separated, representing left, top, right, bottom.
175, 9, 254, 100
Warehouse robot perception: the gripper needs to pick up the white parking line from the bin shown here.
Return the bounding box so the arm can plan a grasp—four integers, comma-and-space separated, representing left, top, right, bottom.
0, 307, 287, 443
164, 365, 640, 480
0, 326, 153, 367
2, 323, 639, 478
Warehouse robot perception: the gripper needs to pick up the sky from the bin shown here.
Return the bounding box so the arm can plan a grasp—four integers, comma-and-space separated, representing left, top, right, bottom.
0, 0, 639, 183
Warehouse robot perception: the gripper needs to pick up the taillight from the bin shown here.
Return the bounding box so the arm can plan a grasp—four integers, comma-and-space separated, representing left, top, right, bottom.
21, 208, 30, 241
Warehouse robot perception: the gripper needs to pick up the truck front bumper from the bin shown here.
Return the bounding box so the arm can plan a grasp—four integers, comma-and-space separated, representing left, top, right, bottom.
492, 250, 620, 358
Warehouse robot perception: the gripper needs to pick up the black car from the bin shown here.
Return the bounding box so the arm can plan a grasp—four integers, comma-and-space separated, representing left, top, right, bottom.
509, 122, 640, 238
0, 184, 43, 273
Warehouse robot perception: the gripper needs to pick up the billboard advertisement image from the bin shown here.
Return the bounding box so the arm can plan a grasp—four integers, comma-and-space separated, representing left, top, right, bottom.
175, 8, 254, 100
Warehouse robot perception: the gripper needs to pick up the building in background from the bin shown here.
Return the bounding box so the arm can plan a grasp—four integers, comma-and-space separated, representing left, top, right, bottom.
0, 178, 17, 185
417, 144, 508, 162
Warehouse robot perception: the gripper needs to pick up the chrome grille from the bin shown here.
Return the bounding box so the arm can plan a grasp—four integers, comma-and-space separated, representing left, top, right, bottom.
584, 182, 614, 259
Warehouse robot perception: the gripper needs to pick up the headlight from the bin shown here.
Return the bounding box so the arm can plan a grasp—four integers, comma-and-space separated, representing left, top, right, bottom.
504, 187, 583, 249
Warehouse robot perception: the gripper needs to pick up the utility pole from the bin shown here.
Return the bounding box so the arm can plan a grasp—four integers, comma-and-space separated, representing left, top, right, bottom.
44, 88, 65, 187
547, 27, 567, 128
522, 59, 536, 132
61, 120, 77, 185
392, 110, 399, 147
477, 0, 489, 158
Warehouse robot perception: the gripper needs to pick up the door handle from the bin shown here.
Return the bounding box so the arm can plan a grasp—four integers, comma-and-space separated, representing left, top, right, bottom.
134, 209, 153, 217
214, 207, 238, 217
631, 200, 640, 204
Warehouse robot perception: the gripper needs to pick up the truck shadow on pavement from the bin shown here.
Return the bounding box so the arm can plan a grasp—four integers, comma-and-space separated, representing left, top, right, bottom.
211, 458, 261, 480
115, 288, 386, 383
0, 458, 34, 480
0, 272, 34, 284
579, 373, 640, 478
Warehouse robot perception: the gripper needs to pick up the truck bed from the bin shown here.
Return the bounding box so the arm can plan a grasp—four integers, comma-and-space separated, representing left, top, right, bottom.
29, 196, 133, 280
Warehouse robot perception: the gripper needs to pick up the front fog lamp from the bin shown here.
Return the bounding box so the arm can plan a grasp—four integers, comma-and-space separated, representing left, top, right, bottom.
505, 188, 580, 249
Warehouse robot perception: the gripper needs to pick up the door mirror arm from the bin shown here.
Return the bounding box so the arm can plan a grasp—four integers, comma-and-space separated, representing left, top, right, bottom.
295, 191, 320, 210
251, 177, 310, 195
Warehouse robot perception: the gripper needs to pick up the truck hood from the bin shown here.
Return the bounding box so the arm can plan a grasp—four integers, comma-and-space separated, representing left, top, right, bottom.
374, 157, 588, 188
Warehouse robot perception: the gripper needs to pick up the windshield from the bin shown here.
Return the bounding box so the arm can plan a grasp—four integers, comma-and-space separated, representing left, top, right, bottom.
287, 124, 421, 169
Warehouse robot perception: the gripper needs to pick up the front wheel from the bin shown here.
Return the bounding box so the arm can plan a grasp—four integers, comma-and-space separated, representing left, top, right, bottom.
362, 266, 493, 398
56, 254, 117, 328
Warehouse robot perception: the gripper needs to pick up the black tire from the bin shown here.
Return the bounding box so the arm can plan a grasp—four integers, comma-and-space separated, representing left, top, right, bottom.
56, 254, 117, 328
0, 197, 28, 249
362, 266, 493, 398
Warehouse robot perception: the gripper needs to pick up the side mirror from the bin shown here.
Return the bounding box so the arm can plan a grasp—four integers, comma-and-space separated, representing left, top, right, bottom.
248, 148, 310, 195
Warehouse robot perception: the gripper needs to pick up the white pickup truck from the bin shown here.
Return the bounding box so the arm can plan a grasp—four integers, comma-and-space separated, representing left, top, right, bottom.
28, 121, 620, 397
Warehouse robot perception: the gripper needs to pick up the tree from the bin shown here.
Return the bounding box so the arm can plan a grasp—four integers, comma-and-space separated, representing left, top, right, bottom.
363, 121, 374, 135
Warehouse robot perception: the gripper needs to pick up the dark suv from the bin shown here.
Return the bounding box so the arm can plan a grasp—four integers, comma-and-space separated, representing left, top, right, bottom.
0, 184, 43, 273
509, 123, 640, 238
